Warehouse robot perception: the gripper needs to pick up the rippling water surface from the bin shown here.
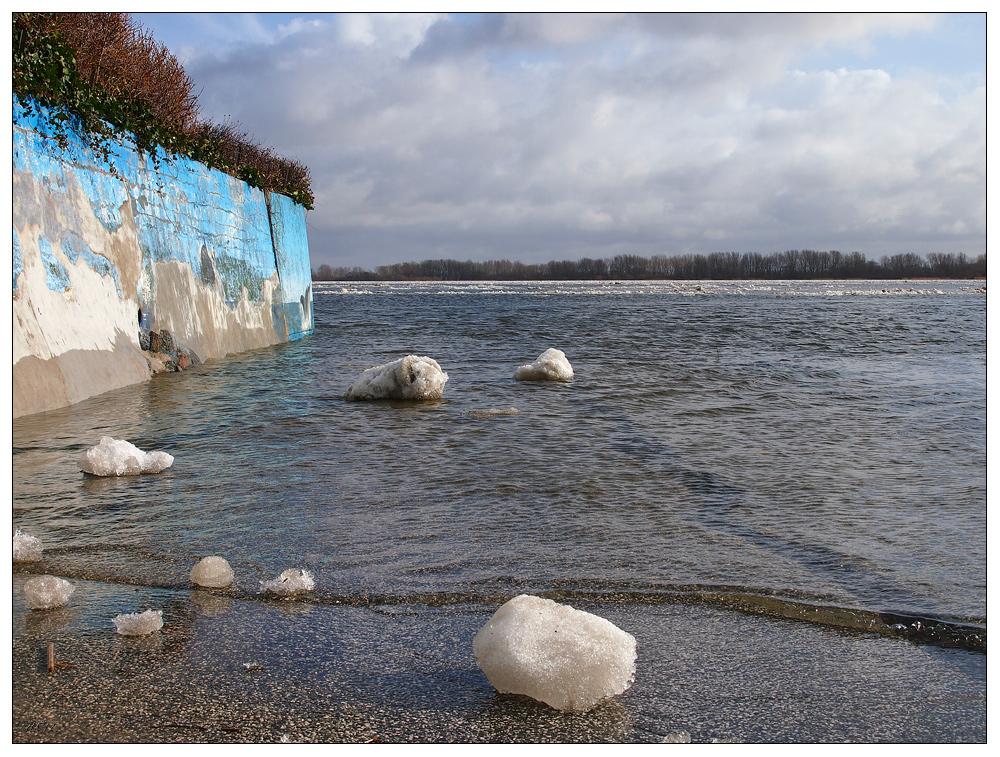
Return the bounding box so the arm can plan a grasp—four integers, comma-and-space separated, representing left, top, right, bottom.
13, 280, 987, 630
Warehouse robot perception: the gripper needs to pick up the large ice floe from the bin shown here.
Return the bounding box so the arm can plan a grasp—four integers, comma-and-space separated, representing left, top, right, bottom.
23, 575, 75, 610
259, 569, 315, 597
345, 355, 449, 400
13, 529, 43, 562
190, 556, 235, 588
473, 594, 637, 712
514, 349, 574, 382
113, 609, 163, 636
79, 436, 174, 476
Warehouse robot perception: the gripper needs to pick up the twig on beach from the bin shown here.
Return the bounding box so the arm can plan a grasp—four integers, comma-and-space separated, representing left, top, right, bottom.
45, 642, 77, 673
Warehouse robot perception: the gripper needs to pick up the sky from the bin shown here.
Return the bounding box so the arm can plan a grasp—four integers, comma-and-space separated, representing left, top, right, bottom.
132, 11, 986, 271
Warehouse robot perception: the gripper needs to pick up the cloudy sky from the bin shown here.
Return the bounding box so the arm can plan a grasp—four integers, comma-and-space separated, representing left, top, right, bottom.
134, 11, 986, 270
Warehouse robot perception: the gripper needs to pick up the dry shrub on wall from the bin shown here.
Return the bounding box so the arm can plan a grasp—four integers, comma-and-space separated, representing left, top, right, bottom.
191, 120, 307, 195
16, 12, 199, 133
13, 12, 314, 209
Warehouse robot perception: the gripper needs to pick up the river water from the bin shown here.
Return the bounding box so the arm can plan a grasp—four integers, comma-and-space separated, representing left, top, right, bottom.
11, 279, 987, 742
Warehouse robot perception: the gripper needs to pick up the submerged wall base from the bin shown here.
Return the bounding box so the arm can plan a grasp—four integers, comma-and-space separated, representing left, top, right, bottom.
12, 96, 313, 418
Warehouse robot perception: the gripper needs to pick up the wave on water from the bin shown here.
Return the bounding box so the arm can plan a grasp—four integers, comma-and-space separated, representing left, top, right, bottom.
13, 558, 986, 653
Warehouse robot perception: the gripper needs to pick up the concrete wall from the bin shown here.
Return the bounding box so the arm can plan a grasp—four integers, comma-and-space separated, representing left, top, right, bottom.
12, 95, 314, 418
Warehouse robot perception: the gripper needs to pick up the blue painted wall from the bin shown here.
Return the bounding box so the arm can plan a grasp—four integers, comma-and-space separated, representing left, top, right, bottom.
268, 192, 313, 341
12, 94, 314, 416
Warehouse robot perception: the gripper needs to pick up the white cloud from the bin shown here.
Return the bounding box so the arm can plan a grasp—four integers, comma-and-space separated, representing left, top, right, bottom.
163, 12, 983, 267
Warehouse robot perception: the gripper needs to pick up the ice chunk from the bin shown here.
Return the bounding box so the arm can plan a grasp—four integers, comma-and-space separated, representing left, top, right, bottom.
465, 407, 520, 418
514, 349, 574, 382
113, 609, 163, 636
80, 436, 174, 476
473, 594, 637, 712
663, 732, 693, 744
190, 555, 235, 588
23, 575, 75, 610
259, 569, 315, 597
345, 355, 448, 400
13, 529, 43, 562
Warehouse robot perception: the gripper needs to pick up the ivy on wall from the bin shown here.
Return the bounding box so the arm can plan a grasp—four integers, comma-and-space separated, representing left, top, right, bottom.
13, 13, 314, 210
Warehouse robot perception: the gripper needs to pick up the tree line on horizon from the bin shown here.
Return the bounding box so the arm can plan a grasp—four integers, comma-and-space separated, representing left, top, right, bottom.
312, 250, 986, 282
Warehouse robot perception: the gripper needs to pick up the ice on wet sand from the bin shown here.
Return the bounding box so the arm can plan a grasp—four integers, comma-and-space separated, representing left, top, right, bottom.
473, 594, 637, 712
259, 569, 315, 597
13, 529, 43, 562
23, 575, 75, 610
113, 609, 163, 636
345, 355, 448, 400
190, 556, 235, 588
80, 436, 174, 476
514, 349, 574, 382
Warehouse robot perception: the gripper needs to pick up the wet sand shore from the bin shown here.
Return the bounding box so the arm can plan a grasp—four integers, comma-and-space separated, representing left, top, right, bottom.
12, 574, 986, 744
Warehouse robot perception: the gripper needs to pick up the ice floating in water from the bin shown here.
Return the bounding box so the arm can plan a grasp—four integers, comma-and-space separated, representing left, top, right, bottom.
345, 355, 449, 400
23, 575, 75, 610
80, 436, 174, 476
190, 556, 235, 588
113, 609, 163, 636
473, 594, 637, 712
259, 569, 315, 597
466, 407, 520, 418
514, 349, 574, 382
13, 529, 43, 562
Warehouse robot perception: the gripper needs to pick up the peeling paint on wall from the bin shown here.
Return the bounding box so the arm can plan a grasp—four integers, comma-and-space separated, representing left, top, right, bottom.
13, 226, 24, 292
38, 236, 71, 292
12, 95, 314, 418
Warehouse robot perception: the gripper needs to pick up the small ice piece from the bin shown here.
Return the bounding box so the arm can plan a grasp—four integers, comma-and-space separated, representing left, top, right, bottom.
13, 529, 43, 562
259, 569, 315, 597
345, 355, 449, 400
113, 609, 163, 636
514, 349, 574, 382
80, 436, 174, 476
466, 407, 520, 418
23, 575, 75, 610
663, 732, 692, 744
473, 594, 637, 712
190, 555, 235, 588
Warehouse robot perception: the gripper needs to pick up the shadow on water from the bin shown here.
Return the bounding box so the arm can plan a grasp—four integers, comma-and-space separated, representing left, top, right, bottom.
473, 694, 634, 743
602, 411, 964, 627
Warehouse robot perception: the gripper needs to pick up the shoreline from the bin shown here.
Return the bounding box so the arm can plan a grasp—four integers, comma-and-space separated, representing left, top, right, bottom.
12, 575, 987, 743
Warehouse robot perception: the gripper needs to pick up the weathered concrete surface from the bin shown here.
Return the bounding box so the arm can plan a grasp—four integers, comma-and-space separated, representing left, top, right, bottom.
268, 192, 313, 341
12, 95, 314, 418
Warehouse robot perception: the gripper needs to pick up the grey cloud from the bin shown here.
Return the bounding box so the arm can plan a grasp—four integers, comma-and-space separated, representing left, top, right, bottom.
168, 12, 982, 269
